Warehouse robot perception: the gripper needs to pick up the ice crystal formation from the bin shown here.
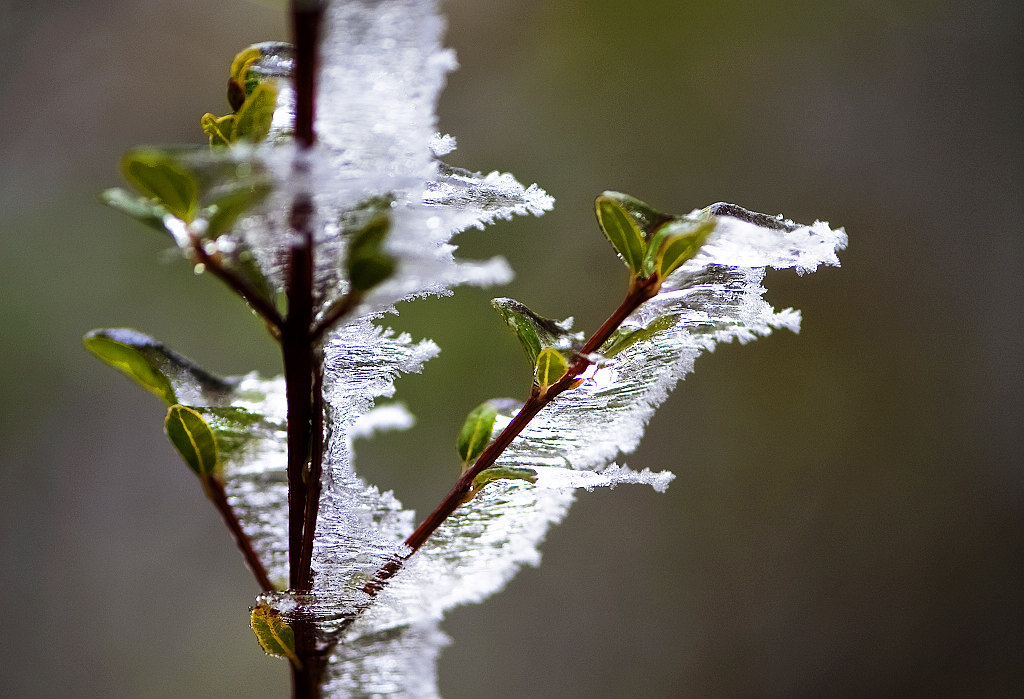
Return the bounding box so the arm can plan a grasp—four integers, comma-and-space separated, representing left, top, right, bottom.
89, 0, 846, 695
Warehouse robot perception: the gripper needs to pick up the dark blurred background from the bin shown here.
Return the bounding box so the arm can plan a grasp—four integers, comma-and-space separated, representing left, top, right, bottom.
1, 0, 1020, 696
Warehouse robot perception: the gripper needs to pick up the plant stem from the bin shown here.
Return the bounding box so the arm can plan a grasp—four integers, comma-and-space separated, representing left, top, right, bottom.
189, 235, 284, 332
365, 274, 662, 592
204, 478, 276, 592
297, 361, 325, 589
283, 194, 316, 592
284, 0, 324, 596
286, 4, 325, 697
291, 1, 322, 150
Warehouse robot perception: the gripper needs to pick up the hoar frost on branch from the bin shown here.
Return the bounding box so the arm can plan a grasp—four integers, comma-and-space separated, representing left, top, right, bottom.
87, 0, 846, 696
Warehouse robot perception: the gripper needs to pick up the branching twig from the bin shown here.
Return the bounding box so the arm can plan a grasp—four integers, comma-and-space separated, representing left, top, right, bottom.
364, 274, 662, 593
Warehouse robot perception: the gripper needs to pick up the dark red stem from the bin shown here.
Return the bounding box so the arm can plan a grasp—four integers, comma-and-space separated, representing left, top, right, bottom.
190, 237, 284, 332
286, 4, 326, 698
205, 478, 276, 592
283, 195, 316, 592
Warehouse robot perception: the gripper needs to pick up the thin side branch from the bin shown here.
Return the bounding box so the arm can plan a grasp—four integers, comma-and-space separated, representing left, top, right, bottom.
204, 478, 276, 592
190, 238, 284, 332
364, 274, 662, 594
297, 360, 325, 590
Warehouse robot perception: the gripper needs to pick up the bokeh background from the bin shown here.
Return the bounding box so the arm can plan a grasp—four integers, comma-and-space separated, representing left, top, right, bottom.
1, 0, 1020, 696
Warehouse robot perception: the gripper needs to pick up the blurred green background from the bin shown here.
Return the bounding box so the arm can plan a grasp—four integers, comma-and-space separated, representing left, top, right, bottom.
1, 0, 1020, 696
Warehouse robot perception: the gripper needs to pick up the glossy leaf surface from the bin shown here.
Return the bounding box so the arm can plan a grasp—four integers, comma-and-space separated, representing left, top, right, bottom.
535, 347, 569, 390
491, 298, 581, 367
164, 405, 220, 478
456, 400, 499, 466
595, 193, 646, 274
98, 188, 173, 237
250, 602, 299, 666
120, 149, 199, 222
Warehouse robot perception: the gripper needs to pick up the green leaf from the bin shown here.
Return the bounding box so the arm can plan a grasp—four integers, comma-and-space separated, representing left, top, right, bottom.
164, 405, 220, 478
232, 82, 277, 143
594, 193, 646, 274
347, 211, 395, 292
598, 191, 673, 238
205, 182, 271, 239
471, 466, 538, 491
84, 329, 235, 407
535, 347, 569, 390
456, 401, 500, 466
600, 315, 680, 358
84, 330, 178, 404
120, 149, 200, 222
491, 298, 580, 367
230, 42, 294, 101
98, 187, 173, 238
200, 112, 235, 146
642, 217, 716, 278
250, 602, 300, 666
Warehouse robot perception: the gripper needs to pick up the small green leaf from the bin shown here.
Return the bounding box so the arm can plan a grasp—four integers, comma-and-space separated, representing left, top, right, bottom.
230, 42, 294, 100
535, 347, 569, 390
491, 298, 580, 367
594, 193, 646, 274
164, 405, 220, 478
200, 113, 235, 146
598, 191, 674, 237
347, 212, 395, 292
250, 603, 300, 667
232, 82, 277, 143
120, 149, 200, 222
99, 187, 173, 238
600, 315, 680, 358
642, 217, 716, 278
84, 329, 235, 407
205, 183, 271, 238
472, 466, 538, 491
492, 299, 542, 366
456, 401, 500, 466
84, 330, 178, 404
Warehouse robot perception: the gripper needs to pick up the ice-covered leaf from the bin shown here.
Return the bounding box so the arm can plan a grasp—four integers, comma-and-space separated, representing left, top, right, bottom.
600, 315, 679, 358
595, 192, 647, 274
455, 400, 499, 467
84, 329, 235, 406
491, 297, 582, 367
164, 405, 220, 479
120, 149, 200, 223
232, 82, 278, 143
471, 466, 538, 491
98, 187, 174, 238
205, 182, 272, 239
644, 216, 716, 278
230, 42, 294, 109
250, 601, 299, 665
598, 190, 673, 239
535, 347, 569, 391
346, 209, 395, 292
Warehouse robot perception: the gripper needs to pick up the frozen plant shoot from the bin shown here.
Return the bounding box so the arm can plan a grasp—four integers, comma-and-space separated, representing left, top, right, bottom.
87, 0, 847, 696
